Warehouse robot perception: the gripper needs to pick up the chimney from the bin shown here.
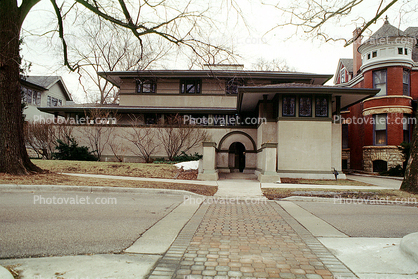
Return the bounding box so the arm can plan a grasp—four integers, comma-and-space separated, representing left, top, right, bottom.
353, 28, 362, 76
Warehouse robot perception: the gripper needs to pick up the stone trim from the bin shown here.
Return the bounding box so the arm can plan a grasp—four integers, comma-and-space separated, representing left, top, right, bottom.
363, 105, 412, 116
363, 146, 405, 172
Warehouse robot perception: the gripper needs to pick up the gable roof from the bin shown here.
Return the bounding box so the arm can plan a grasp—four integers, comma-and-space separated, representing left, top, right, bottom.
21, 76, 72, 101
333, 59, 353, 84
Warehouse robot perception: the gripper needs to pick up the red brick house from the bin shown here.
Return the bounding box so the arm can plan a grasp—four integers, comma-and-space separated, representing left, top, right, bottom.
335, 19, 418, 172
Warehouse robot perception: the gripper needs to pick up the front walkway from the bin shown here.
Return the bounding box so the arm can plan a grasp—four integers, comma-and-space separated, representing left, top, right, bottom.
215, 173, 266, 199
147, 201, 355, 278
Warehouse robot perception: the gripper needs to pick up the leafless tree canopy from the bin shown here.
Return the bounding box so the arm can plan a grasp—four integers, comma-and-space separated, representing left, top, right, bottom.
157, 114, 209, 161
264, 0, 416, 46
73, 17, 172, 104
81, 108, 118, 160
25, 122, 73, 159
123, 115, 159, 163
251, 57, 295, 72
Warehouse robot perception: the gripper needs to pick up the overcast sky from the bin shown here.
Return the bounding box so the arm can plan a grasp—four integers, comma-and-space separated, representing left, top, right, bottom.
20, 0, 417, 103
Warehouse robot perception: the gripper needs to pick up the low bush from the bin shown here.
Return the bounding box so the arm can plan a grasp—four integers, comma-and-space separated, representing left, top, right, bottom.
53, 137, 98, 161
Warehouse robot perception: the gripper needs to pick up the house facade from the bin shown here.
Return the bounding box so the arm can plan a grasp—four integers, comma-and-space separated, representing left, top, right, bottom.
40, 65, 377, 181
21, 76, 72, 121
334, 20, 418, 173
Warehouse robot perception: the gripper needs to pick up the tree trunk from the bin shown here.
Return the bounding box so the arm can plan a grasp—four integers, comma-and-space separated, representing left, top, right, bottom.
0, 0, 42, 174
401, 116, 418, 192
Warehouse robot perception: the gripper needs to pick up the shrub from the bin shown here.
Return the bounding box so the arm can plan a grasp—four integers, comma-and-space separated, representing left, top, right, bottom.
380, 165, 404, 177
53, 137, 98, 161
172, 151, 202, 162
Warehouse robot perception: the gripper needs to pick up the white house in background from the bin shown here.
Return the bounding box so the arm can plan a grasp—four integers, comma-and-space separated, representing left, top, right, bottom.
21, 76, 72, 121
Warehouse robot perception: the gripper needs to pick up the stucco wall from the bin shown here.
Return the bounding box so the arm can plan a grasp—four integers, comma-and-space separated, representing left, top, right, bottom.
277, 120, 332, 172
119, 94, 237, 108
69, 126, 258, 163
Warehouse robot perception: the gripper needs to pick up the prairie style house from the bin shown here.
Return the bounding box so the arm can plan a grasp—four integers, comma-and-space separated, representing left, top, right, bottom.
21, 76, 72, 121
334, 19, 418, 173
40, 65, 378, 181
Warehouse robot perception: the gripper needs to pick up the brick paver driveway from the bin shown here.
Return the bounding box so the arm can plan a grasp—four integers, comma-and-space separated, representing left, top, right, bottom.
148, 200, 355, 279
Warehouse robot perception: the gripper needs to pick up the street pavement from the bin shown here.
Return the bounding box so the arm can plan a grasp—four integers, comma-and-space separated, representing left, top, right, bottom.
0, 190, 184, 258
0, 174, 417, 278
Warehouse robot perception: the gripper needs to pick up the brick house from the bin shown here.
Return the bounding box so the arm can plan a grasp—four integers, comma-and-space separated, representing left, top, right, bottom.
334, 19, 418, 172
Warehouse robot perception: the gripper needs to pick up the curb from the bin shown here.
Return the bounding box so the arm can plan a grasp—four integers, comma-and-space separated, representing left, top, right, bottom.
0, 266, 14, 279
400, 232, 418, 263
0, 184, 206, 197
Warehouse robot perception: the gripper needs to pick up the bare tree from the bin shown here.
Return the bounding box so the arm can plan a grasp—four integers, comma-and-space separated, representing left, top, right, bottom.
251, 57, 295, 72
264, 0, 413, 45
73, 17, 171, 104
0, 0, 236, 175
123, 115, 159, 163
157, 114, 209, 161
81, 108, 117, 161
25, 121, 74, 159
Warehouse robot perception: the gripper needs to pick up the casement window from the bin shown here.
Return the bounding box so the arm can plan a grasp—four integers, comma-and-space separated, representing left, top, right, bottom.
340, 68, 346, 83
373, 70, 387, 96
374, 114, 387, 145
282, 96, 296, 117
226, 79, 243, 95
47, 96, 61, 107
137, 80, 156, 94
403, 69, 410, 96
181, 79, 201, 94
299, 96, 312, 117
315, 96, 328, 117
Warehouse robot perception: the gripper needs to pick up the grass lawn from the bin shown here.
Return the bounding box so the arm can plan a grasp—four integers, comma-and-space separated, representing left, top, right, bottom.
32, 159, 180, 178
262, 188, 418, 203
280, 177, 373, 186
0, 172, 216, 196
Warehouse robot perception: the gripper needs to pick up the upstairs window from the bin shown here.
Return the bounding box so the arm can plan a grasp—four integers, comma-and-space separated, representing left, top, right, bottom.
181, 79, 201, 94
398, 48, 404, 55
137, 80, 156, 94
226, 79, 243, 95
299, 96, 312, 117
372, 51, 377, 58
282, 96, 296, 117
373, 70, 387, 96
374, 114, 387, 145
315, 96, 328, 117
340, 68, 346, 83
403, 69, 410, 96
405, 48, 408, 55
47, 96, 61, 107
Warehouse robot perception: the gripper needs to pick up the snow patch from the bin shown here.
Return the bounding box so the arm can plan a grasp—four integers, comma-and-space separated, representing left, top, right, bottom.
174, 160, 199, 171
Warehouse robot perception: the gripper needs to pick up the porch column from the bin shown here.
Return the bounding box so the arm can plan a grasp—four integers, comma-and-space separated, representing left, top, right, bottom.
256, 143, 281, 183
197, 142, 219, 181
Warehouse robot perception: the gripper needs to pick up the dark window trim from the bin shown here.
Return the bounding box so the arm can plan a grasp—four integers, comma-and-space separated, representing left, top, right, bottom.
180, 79, 202, 94
282, 95, 296, 117
373, 114, 387, 146
136, 79, 156, 94
315, 95, 329, 117
298, 95, 312, 117
226, 78, 244, 95
403, 69, 410, 96
373, 69, 387, 96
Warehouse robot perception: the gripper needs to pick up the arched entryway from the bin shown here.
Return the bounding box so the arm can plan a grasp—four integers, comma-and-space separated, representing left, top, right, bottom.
229, 142, 246, 172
